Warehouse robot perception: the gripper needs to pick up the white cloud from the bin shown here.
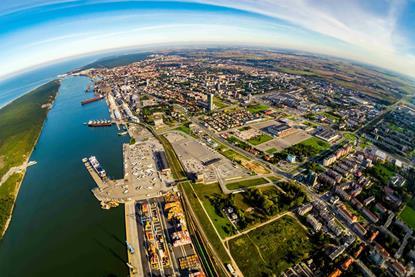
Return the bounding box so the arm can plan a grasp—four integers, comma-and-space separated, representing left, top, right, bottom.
0, 0, 414, 78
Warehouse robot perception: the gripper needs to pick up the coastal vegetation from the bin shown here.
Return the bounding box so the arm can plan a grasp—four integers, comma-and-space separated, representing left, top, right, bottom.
0, 80, 60, 179
0, 80, 60, 237
0, 173, 22, 236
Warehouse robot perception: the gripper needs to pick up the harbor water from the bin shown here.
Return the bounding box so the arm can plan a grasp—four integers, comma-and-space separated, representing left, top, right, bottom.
0, 76, 129, 276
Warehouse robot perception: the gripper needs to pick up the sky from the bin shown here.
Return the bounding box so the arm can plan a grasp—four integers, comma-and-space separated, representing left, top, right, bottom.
0, 0, 415, 80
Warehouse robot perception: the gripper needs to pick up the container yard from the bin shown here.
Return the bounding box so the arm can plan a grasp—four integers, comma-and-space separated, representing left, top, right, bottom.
136, 194, 205, 277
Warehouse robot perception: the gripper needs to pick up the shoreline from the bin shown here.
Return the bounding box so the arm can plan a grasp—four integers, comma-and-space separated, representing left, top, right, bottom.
0, 82, 60, 239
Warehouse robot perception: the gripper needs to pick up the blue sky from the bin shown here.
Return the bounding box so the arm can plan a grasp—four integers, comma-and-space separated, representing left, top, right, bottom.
0, 0, 415, 79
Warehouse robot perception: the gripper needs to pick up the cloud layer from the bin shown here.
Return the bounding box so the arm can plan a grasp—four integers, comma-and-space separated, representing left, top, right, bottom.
0, 0, 414, 79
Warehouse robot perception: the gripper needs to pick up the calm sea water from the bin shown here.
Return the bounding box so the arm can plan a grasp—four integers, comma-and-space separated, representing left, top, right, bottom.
0, 76, 129, 276
0, 57, 97, 108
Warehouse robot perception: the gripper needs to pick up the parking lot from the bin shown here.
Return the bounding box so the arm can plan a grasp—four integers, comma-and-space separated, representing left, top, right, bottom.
165, 131, 249, 183
124, 139, 174, 199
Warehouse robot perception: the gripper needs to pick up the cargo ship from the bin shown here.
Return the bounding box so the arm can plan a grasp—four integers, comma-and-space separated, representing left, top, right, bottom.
81, 95, 104, 105
88, 156, 106, 178
86, 120, 113, 127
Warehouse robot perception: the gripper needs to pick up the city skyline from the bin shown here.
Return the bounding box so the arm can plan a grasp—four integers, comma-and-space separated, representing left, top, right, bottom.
1, 0, 415, 80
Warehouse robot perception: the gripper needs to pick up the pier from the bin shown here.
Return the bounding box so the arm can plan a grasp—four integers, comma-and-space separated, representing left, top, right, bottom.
83, 159, 106, 190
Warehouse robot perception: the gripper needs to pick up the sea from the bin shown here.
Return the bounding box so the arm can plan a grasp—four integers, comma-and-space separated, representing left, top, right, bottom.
0, 76, 129, 276
0, 57, 98, 108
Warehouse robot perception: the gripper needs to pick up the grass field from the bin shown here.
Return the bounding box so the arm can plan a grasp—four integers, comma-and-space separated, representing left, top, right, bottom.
399, 204, 415, 230
265, 147, 278, 154
247, 104, 269, 114
366, 162, 396, 185
300, 137, 331, 151
174, 122, 192, 136
192, 183, 235, 238
343, 132, 357, 142
221, 149, 248, 162
180, 182, 231, 263
247, 134, 273, 146
229, 215, 312, 276
213, 97, 227, 109
0, 80, 60, 180
221, 148, 269, 174
226, 177, 268, 190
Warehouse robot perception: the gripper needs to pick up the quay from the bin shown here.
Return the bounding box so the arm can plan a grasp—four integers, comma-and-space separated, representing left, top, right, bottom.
125, 201, 143, 277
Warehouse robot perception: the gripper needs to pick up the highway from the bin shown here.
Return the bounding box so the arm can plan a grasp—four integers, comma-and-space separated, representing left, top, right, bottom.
125, 201, 144, 277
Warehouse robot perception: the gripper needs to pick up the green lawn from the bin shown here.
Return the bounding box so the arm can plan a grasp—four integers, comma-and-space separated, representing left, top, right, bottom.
265, 148, 278, 154
387, 122, 405, 133
320, 112, 340, 122
343, 132, 357, 142
0, 80, 60, 180
229, 215, 313, 276
399, 205, 415, 230
213, 97, 227, 109
366, 162, 396, 185
247, 104, 269, 114
247, 134, 273, 146
300, 137, 331, 151
221, 149, 248, 162
192, 183, 235, 238
226, 178, 268, 190
180, 182, 231, 263
174, 122, 192, 136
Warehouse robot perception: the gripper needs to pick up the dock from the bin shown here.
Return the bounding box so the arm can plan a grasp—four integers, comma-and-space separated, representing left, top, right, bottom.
83, 159, 106, 190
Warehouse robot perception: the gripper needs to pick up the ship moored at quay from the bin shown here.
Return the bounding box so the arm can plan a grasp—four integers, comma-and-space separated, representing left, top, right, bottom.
83, 156, 107, 178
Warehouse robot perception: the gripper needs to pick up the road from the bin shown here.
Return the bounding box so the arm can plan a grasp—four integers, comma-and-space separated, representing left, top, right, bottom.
125, 201, 144, 277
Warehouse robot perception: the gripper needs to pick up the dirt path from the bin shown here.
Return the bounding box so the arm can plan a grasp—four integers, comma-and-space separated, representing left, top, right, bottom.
0, 160, 36, 187
223, 211, 293, 242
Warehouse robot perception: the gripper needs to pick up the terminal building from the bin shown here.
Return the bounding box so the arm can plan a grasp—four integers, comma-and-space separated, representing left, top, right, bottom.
155, 151, 170, 173
261, 123, 295, 138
